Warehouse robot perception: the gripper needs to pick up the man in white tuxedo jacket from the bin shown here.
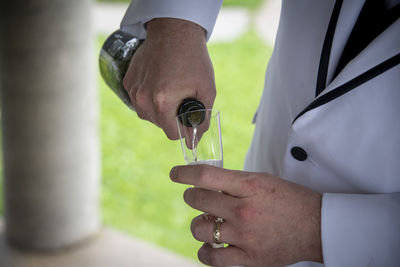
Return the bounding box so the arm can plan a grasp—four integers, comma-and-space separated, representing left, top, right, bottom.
118, 0, 400, 266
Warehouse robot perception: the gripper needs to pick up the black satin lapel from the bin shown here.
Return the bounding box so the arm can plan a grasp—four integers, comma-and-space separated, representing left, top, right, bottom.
315, 0, 343, 98
293, 53, 400, 124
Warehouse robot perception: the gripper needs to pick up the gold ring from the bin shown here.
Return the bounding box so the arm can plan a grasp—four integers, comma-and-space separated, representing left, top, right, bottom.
213, 217, 224, 244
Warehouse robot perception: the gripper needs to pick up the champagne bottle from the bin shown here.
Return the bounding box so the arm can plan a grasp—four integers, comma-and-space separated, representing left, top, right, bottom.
99, 30, 205, 127
177, 98, 205, 127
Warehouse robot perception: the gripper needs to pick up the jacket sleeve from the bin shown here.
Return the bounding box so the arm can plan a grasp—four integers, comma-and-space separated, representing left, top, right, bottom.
321, 193, 400, 266
120, 0, 223, 41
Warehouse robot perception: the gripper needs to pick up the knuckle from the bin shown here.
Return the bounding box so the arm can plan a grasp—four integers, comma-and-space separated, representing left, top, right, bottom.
135, 88, 150, 106
234, 204, 247, 221
197, 165, 213, 185
136, 112, 146, 120
190, 222, 201, 241
239, 229, 258, 244
122, 77, 131, 94
152, 90, 170, 113
242, 176, 263, 195
126, 85, 137, 102
234, 203, 260, 222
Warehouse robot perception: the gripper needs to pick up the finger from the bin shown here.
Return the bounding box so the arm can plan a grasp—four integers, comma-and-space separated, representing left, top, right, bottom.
124, 83, 155, 124
191, 214, 242, 246
170, 164, 257, 198
158, 112, 181, 140
135, 88, 160, 126
160, 101, 193, 141
150, 88, 190, 140
130, 101, 150, 121
184, 188, 237, 221
198, 243, 249, 267
132, 101, 163, 127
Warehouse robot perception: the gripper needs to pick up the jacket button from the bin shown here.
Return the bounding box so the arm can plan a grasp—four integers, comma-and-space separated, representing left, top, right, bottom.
291, 146, 308, 161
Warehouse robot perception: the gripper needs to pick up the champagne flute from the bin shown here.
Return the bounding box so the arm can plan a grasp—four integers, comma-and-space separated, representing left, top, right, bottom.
176, 109, 224, 248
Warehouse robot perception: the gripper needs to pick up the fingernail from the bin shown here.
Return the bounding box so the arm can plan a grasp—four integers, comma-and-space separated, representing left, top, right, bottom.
169, 166, 177, 180
183, 187, 195, 205
198, 243, 212, 265
183, 188, 189, 203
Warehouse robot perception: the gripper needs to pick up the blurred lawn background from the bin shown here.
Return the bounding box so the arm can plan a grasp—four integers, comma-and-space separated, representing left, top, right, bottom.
0, 0, 272, 261
97, 0, 264, 10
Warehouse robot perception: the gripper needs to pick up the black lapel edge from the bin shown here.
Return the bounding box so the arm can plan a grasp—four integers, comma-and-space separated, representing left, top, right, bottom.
293, 52, 400, 124
315, 0, 344, 97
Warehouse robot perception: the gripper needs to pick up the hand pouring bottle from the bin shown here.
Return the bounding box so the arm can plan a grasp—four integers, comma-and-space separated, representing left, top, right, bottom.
99, 30, 205, 126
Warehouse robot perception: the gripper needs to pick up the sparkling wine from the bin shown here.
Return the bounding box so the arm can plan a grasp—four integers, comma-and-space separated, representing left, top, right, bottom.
192, 126, 198, 161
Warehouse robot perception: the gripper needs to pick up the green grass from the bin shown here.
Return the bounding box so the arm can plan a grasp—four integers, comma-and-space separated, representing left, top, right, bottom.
99, 31, 271, 259
223, 0, 264, 9
0, 31, 271, 260
96, 0, 265, 10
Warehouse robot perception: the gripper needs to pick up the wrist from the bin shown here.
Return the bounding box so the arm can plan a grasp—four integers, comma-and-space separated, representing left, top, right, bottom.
302, 193, 323, 263
146, 18, 206, 42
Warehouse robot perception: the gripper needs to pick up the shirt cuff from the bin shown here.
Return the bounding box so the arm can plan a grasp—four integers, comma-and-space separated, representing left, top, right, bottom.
120, 0, 223, 41
321, 193, 400, 266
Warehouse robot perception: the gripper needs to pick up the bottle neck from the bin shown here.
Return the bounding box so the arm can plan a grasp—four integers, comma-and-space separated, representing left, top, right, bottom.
177, 98, 206, 127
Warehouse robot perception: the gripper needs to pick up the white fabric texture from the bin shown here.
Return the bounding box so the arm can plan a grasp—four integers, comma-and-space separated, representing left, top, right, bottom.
322, 193, 400, 266
245, 0, 400, 266
120, 0, 223, 40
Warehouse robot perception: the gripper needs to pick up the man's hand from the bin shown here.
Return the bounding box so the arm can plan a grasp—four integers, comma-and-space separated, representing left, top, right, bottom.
170, 165, 323, 267
123, 18, 216, 140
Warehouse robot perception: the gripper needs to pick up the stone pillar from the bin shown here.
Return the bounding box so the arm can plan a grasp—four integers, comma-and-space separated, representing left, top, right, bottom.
0, 0, 100, 250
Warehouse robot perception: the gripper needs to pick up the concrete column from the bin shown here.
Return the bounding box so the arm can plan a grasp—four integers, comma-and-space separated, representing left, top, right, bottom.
0, 0, 100, 250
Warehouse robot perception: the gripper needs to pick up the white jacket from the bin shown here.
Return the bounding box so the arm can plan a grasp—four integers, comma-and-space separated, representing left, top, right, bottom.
121, 1, 400, 266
